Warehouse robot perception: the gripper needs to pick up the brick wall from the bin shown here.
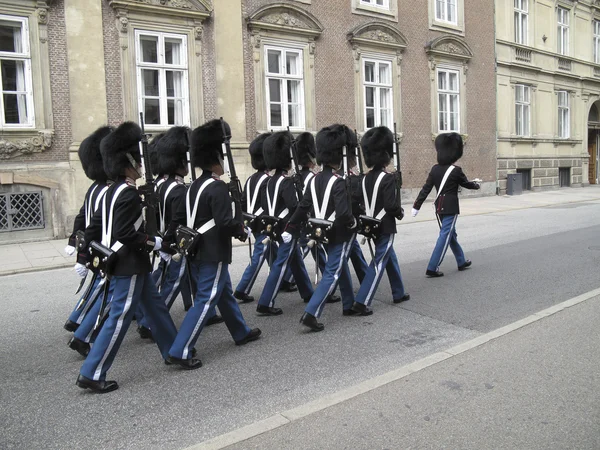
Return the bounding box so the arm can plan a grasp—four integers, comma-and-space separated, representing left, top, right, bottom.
102, 1, 124, 127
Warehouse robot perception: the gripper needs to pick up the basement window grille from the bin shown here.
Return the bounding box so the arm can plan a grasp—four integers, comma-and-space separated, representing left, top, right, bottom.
0, 191, 44, 232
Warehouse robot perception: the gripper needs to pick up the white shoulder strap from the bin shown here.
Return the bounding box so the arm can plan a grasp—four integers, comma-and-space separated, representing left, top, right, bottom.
362, 172, 387, 220
186, 178, 215, 228
248, 173, 268, 216
85, 184, 99, 228
101, 183, 130, 248
159, 180, 179, 234
435, 165, 455, 202
311, 176, 337, 220
267, 176, 286, 217
94, 186, 109, 213
303, 172, 315, 195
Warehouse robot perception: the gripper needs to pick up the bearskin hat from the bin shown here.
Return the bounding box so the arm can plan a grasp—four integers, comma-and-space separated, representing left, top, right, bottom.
315, 124, 351, 166
360, 126, 394, 169
149, 132, 165, 176
263, 131, 292, 170
100, 121, 142, 180
78, 126, 112, 182
248, 132, 271, 171
190, 119, 230, 169
156, 126, 189, 175
435, 132, 463, 165
296, 132, 316, 167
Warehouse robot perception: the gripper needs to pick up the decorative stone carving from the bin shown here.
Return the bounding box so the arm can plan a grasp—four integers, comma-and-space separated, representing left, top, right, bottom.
117, 16, 129, 33
109, 0, 212, 17
0, 131, 53, 160
194, 24, 203, 41
247, 4, 324, 38
261, 12, 308, 28
425, 36, 474, 62
37, 8, 48, 25
168, 0, 193, 9
347, 22, 408, 52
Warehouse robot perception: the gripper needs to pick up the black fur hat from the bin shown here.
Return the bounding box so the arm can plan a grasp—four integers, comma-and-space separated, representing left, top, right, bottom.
360, 126, 394, 168
296, 132, 316, 167
263, 131, 292, 170
435, 132, 463, 165
149, 132, 165, 176
316, 124, 350, 166
191, 119, 230, 169
100, 121, 142, 180
78, 126, 112, 182
249, 132, 271, 171
156, 126, 189, 175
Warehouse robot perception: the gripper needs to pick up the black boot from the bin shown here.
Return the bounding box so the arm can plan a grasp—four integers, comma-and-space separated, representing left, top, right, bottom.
64, 320, 79, 333
167, 356, 203, 370
279, 281, 298, 292
234, 291, 255, 303
326, 294, 341, 304
235, 328, 262, 346
76, 374, 119, 393
393, 294, 410, 304
426, 270, 444, 278
206, 315, 225, 326
300, 313, 324, 332
68, 337, 90, 357
343, 308, 361, 316
137, 326, 154, 340
458, 260, 472, 271
256, 305, 283, 316
351, 302, 373, 316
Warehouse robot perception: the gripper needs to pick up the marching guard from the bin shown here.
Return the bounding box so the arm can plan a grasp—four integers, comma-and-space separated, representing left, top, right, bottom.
76, 122, 178, 393
411, 132, 480, 277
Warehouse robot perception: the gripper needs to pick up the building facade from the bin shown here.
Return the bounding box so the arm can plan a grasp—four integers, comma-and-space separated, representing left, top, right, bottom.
0, 0, 496, 243
496, 0, 600, 193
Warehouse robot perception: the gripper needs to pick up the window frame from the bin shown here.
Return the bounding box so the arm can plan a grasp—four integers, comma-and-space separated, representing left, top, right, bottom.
514, 84, 530, 137
594, 20, 600, 64
436, 68, 461, 133
134, 29, 190, 130
557, 7, 569, 56
435, 0, 458, 26
557, 90, 570, 139
359, 0, 390, 10
514, 0, 528, 46
362, 57, 394, 131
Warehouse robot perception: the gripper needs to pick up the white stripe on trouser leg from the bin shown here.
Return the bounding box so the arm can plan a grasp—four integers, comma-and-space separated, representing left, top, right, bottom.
93, 275, 137, 381
164, 257, 187, 307
365, 235, 394, 307
315, 241, 348, 317
436, 215, 457, 270
84, 286, 113, 343
268, 241, 296, 308
245, 242, 268, 295
182, 263, 222, 360
76, 278, 106, 324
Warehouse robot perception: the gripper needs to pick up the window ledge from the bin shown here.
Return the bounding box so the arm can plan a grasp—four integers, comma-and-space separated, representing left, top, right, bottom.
352, 3, 398, 21
0, 129, 53, 159
430, 20, 464, 36
499, 136, 582, 147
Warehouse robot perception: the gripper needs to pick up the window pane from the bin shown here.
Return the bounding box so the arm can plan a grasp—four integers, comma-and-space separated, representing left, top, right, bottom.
166, 71, 183, 98
450, 112, 459, 131
3, 93, 27, 124
270, 104, 282, 127
449, 94, 459, 114
167, 98, 184, 125
268, 78, 281, 103
365, 86, 375, 108
366, 108, 375, 129
165, 38, 183, 65
378, 63, 391, 85
364, 61, 375, 83
439, 94, 447, 113
515, 85, 523, 102
516, 105, 522, 135
436, 0, 444, 20
439, 111, 447, 131
0, 21, 23, 53
523, 86, 529, 102
1, 60, 26, 92
286, 52, 299, 76
144, 98, 160, 125
522, 15, 528, 44
524, 105, 529, 135
288, 104, 301, 127
287, 80, 300, 103
449, 72, 459, 91
438, 71, 447, 90
267, 50, 281, 74
447, 0, 456, 23
380, 88, 390, 109
558, 111, 564, 137
140, 35, 158, 63
142, 69, 159, 96
380, 109, 390, 128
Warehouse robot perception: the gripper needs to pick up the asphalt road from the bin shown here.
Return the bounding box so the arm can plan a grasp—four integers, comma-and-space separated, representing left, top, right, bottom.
1, 200, 600, 449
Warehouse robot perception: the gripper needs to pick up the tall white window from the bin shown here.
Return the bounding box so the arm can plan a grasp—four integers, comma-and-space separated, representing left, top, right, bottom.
557, 7, 569, 56
437, 69, 460, 132
558, 91, 570, 138
360, 0, 389, 9
135, 30, 189, 128
594, 20, 600, 64
265, 46, 305, 130
363, 59, 393, 130
0, 16, 33, 127
435, 0, 457, 25
514, 0, 528, 45
515, 84, 530, 137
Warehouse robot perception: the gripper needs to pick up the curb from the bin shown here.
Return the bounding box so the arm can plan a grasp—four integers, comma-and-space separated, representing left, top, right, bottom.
0, 262, 72, 277
187, 287, 600, 450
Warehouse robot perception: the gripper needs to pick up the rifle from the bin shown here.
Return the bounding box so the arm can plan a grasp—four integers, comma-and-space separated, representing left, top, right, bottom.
185, 127, 196, 182
287, 126, 304, 200
137, 112, 158, 236
354, 129, 364, 175
220, 117, 246, 243
392, 122, 403, 213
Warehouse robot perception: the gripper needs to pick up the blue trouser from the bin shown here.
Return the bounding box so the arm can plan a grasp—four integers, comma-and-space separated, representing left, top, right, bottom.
80, 273, 177, 381
386, 249, 407, 300
169, 261, 251, 360
300, 236, 327, 274
355, 234, 403, 307
427, 214, 466, 272
349, 237, 368, 283
236, 232, 273, 295
67, 275, 103, 325
305, 240, 354, 318
74, 278, 115, 343
258, 238, 314, 308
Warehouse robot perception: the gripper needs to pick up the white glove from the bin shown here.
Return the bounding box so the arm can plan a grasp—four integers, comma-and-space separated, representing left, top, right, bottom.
74, 263, 88, 279
411, 208, 419, 217
246, 226, 252, 235
281, 232, 292, 244
153, 236, 163, 251
159, 251, 171, 262
307, 239, 317, 249
64, 245, 76, 256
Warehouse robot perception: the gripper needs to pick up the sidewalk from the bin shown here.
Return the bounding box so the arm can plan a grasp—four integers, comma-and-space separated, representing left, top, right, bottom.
1, 186, 599, 277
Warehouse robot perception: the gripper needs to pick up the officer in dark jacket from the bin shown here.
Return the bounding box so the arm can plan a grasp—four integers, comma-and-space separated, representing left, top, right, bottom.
351, 127, 409, 316
286, 124, 357, 331
166, 119, 261, 370
76, 122, 178, 393
255, 132, 314, 315
63, 126, 113, 333
412, 132, 480, 277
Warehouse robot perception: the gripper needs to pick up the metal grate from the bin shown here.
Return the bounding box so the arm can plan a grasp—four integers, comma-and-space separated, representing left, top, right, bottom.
0, 192, 45, 232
